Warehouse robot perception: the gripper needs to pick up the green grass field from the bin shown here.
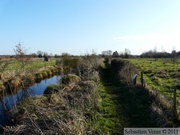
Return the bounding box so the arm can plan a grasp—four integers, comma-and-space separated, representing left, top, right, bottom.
129, 58, 180, 104
0, 58, 56, 73
0, 58, 57, 89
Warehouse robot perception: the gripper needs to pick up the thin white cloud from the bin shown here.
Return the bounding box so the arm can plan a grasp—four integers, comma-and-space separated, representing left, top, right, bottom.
112, 26, 180, 53
113, 34, 157, 41
113, 26, 180, 42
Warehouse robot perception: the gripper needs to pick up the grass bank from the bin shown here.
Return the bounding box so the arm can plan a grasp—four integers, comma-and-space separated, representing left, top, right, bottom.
2, 55, 104, 134
0, 65, 63, 96
5, 57, 178, 134
98, 60, 156, 134
110, 59, 180, 128
3, 73, 102, 134
128, 58, 180, 103
0, 59, 58, 93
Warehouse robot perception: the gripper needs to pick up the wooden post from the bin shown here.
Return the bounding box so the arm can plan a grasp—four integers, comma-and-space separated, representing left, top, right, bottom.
173, 87, 177, 113
133, 74, 137, 86
141, 72, 144, 87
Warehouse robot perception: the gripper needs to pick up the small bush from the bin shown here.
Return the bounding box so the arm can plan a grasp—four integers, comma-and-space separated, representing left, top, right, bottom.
62, 74, 81, 85
111, 59, 137, 85
60, 56, 80, 74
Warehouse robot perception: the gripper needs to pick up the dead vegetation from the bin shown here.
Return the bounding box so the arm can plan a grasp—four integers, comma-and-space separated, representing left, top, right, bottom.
3, 55, 103, 134
3, 72, 101, 134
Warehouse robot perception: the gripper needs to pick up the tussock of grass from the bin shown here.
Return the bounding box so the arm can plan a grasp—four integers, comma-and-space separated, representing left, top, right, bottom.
3, 77, 22, 95
21, 73, 35, 87
61, 74, 81, 85
0, 80, 5, 91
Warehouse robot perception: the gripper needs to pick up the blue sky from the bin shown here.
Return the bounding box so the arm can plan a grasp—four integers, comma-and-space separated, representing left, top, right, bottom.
0, 0, 180, 55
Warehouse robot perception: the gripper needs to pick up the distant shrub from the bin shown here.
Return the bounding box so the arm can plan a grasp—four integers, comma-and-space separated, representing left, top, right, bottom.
77, 55, 102, 80
58, 56, 80, 74
111, 59, 125, 71
111, 59, 137, 85
58, 55, 102, 80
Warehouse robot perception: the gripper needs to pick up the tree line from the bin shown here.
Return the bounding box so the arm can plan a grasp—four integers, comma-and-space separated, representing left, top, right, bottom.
140, 50, 180, 58
1, 43, 180, 59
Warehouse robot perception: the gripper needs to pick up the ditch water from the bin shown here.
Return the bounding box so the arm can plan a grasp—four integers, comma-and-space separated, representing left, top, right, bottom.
0, 75, 61, 127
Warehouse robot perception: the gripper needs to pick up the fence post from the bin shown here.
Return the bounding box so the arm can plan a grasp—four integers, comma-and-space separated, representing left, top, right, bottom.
133, 74, 137, 85
141, 72, 144, 87
173, 87, 177, 113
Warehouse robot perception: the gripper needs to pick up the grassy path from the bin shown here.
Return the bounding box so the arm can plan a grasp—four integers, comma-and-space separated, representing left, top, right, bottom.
99, 63, 156, 135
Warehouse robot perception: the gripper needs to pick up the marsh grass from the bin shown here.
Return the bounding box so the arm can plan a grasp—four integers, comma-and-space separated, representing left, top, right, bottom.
4, 73, 103, 134
58, 55, 102, 80
3, 55, 104, 134
0, 65, 63, 97
0, 58, 58, 96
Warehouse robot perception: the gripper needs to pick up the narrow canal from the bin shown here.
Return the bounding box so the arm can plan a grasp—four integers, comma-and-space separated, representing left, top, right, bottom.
0, 75, 61, 126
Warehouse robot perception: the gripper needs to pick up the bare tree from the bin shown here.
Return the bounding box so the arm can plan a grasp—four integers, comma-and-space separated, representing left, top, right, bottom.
102, 50, 112, 57
112, 51, 119, 57
171, 49, 177, 63
37, 51, 43, 58
124, 48, 131, 58
14, 43, 32, 72
153, 46, 157, 53
62, 52, 70, 57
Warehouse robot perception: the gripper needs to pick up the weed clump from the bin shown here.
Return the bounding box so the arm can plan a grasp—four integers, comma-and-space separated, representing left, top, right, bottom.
21, 73, 35, 87
3, 77, 22, 94
0, 80, 4, 90
62, 74, 81, 85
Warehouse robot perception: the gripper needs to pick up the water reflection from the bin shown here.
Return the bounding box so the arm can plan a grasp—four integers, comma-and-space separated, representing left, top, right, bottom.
0, 75, 61, 126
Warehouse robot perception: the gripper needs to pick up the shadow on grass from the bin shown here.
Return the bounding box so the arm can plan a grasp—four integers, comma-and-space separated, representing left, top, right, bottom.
99, 62, 156, 134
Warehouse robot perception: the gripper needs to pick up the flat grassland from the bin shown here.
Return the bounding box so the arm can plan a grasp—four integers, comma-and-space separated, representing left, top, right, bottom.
0, 58, 57, 90
0, 58, 56, 73
129, 58, 180, 104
